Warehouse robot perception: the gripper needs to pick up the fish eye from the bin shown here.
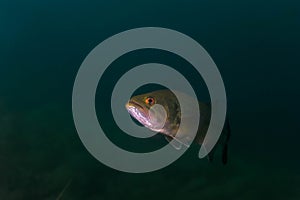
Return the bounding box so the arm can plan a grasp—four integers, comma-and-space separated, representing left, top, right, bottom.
145, 97, 155, 106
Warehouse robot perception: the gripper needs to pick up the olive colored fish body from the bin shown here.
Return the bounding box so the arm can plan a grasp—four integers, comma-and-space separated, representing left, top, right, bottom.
126, 89, 230, 164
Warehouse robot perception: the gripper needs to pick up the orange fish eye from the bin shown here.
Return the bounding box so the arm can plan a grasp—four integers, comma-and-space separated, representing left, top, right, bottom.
145, 97, 155, 105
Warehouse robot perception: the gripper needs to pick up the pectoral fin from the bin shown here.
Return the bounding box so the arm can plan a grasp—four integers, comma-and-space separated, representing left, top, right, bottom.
165, 136, 183, 150
165, 135, 192, 150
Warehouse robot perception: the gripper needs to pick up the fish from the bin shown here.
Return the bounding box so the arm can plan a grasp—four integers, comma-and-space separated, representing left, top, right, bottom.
56, 178, 72, 200
125, 89, 231, 164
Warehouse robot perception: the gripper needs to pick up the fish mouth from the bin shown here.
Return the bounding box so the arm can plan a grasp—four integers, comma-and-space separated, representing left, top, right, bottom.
125, 100, 152, 127
126, 100, 148, 116
126, 100, 144, 110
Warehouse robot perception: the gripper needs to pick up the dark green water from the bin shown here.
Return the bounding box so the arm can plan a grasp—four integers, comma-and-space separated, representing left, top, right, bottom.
1, 0, 299, 199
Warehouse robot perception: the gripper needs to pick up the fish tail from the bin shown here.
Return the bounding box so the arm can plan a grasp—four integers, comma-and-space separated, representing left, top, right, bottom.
208, 147, 216, 162
222, 120, 231, 165
222, 144, 228, 164
226, 119, 231, 143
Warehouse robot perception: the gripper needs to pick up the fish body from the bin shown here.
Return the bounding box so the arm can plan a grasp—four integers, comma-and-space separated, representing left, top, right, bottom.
125, 89, 230, 164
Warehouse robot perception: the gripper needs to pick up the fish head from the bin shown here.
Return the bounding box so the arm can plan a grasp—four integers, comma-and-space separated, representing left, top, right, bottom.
125, 90, 181, 134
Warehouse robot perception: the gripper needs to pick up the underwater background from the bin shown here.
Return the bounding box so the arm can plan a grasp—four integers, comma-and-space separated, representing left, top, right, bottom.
1, 0, 299, 199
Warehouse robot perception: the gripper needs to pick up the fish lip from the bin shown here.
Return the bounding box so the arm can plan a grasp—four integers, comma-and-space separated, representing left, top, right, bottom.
126, 100, 149, 120
127, 100, 144, 110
